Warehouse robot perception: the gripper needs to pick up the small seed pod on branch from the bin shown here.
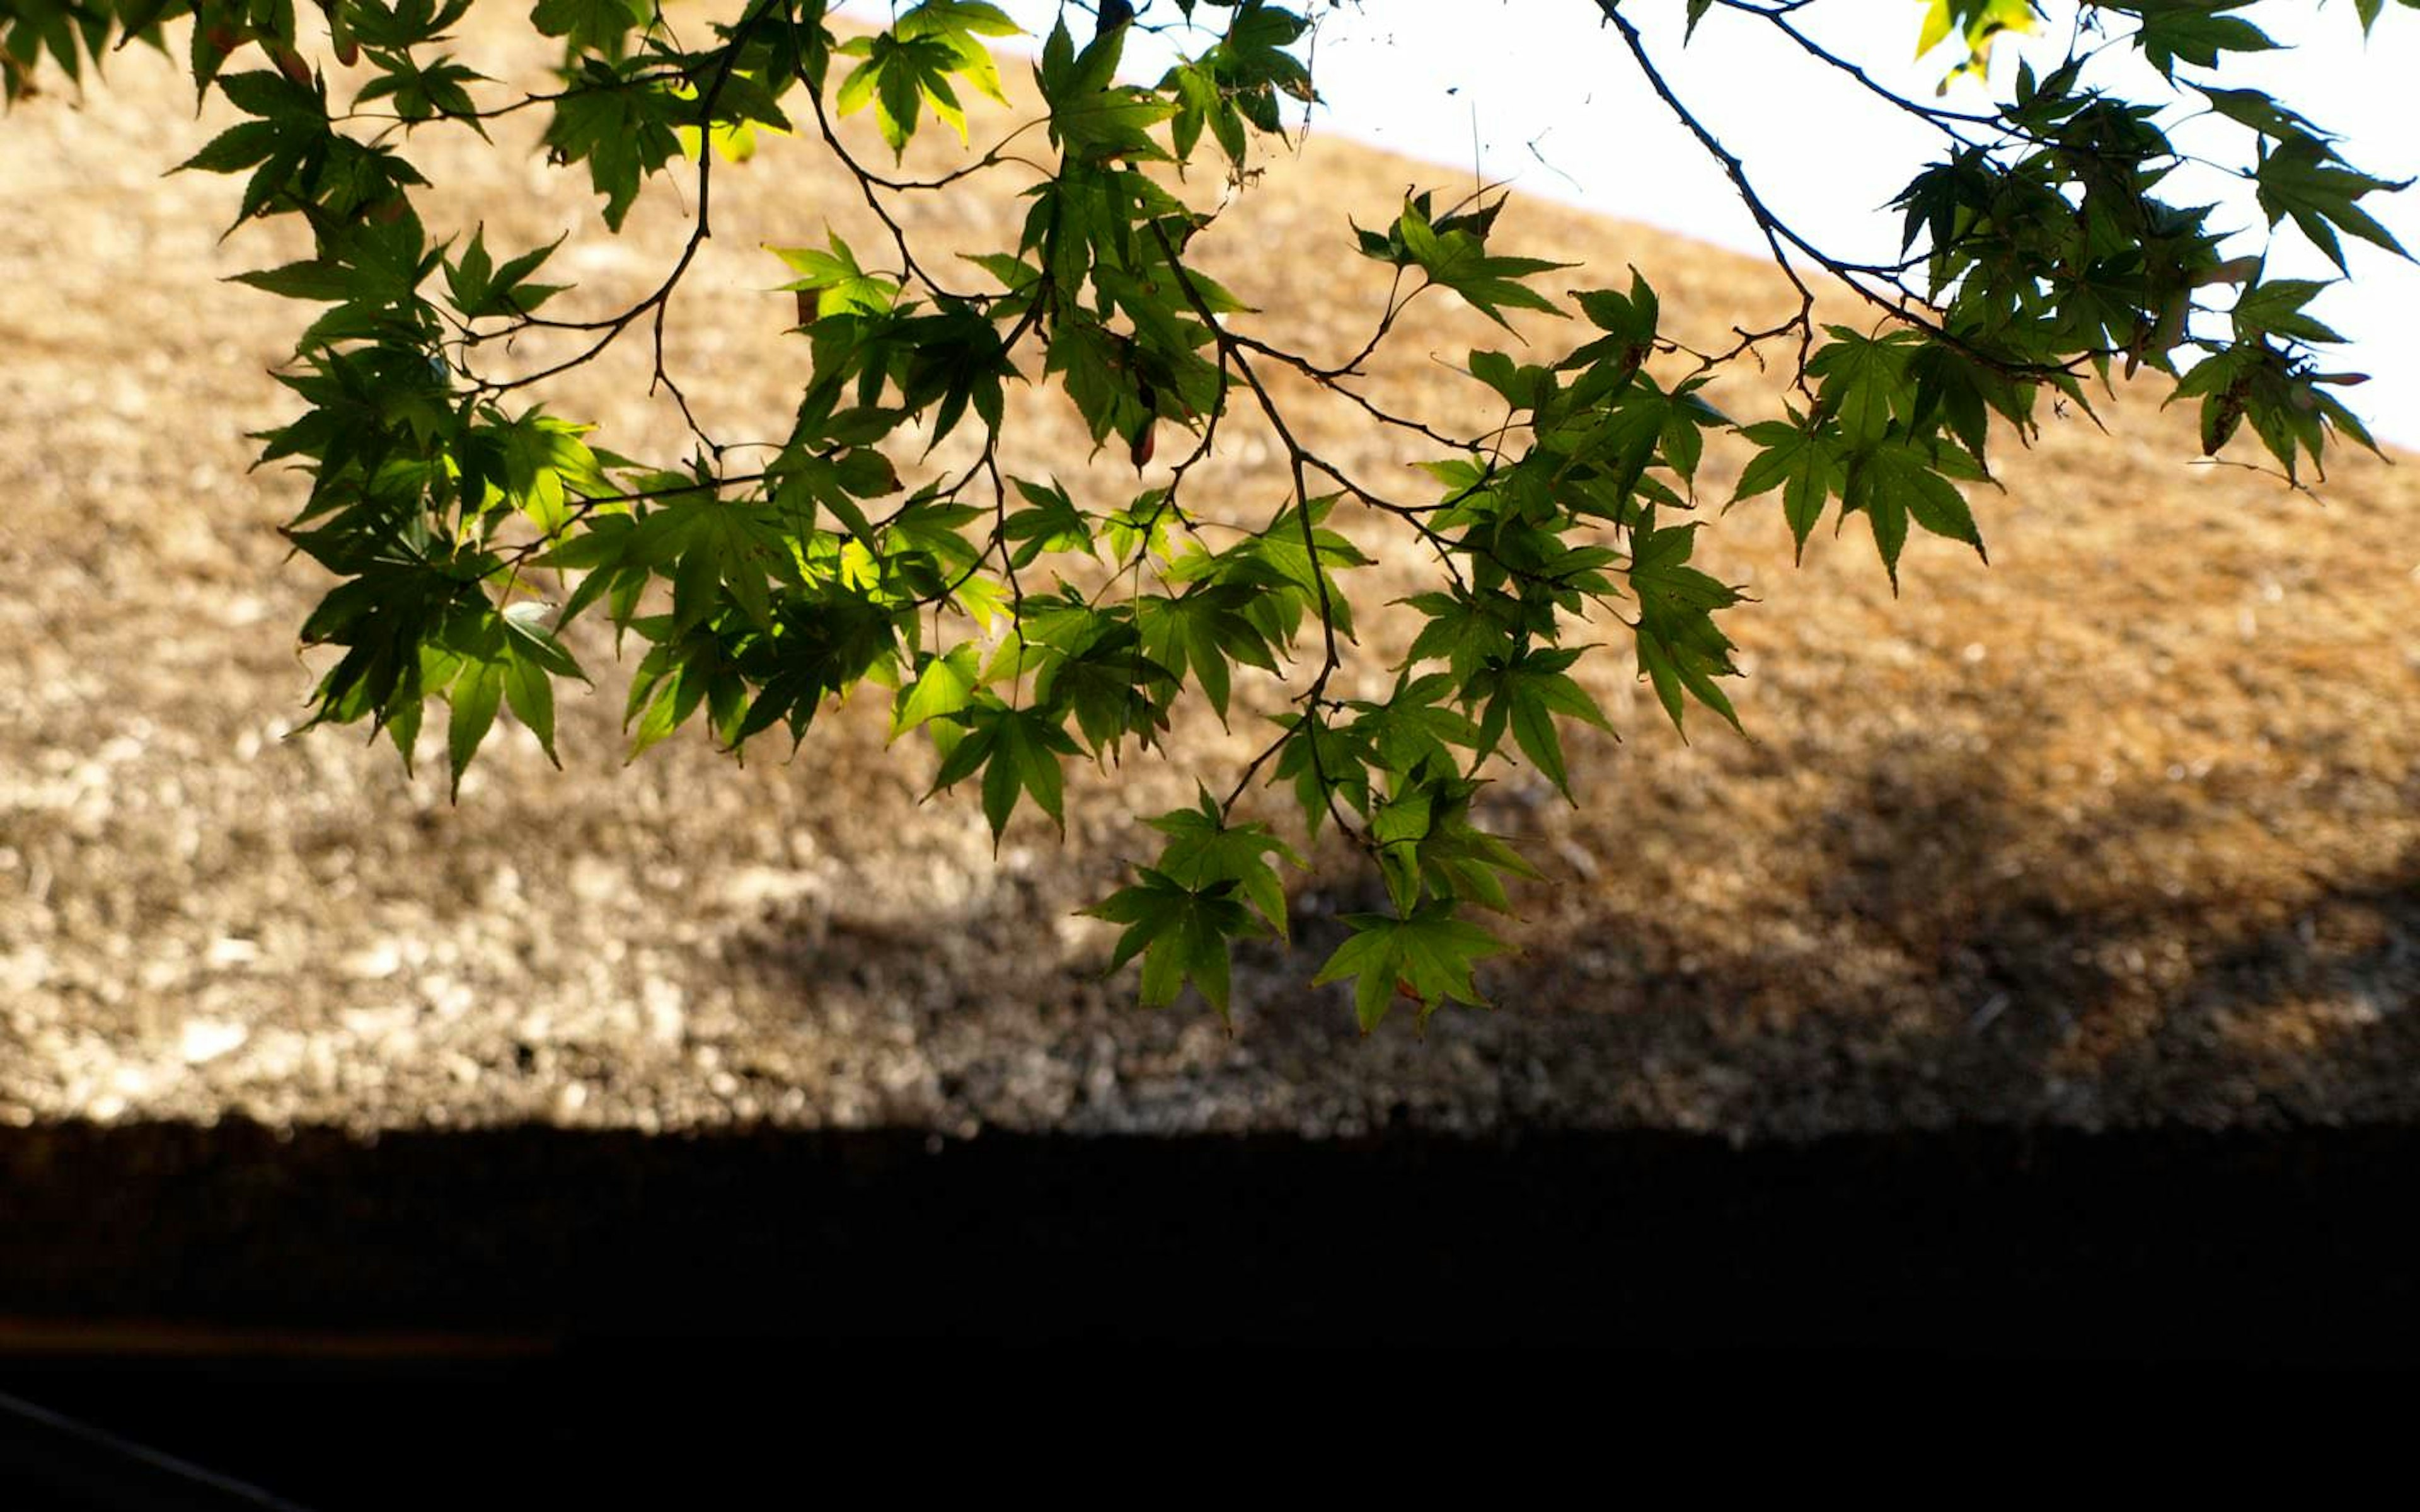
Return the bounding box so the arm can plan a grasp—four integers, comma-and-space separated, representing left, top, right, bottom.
848, 449, 901, 495
1129, 367, 1159, 471
269, 42, 314, 89
313, 0, 359, 67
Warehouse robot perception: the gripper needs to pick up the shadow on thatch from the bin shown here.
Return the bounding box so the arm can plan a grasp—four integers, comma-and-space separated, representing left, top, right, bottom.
701, 696, 2420, 1136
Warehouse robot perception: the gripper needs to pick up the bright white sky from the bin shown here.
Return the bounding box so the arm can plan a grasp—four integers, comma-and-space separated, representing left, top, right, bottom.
836, 1, 2420, 446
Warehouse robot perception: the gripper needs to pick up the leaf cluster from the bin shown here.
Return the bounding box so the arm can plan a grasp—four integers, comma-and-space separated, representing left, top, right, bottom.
6, 0, 2411, 1031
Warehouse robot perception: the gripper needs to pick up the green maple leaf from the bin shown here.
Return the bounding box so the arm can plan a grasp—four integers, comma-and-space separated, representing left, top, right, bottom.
354, 50, 489, 133
1037, 15, 1178, 162
485, 409, 609, 536
1363, 756, 1535, 915
1136, 583, 1279, 723
2135, 5, 2276, 79
1079, 868, 1253, 1016
666, 499, 799, 632
431, 601, 586, 798
541, 60, 683, 230
2255, 134, 2414, 273
830, 3, 1023, 158
1401, 588, 1519, 689
1001, 476, 1097, 568
892, 643, 982, 742
530, 0, 654, 55
2232, 278, 2348, 346
1733, 413, 1848, 561
1269, 711, 1373, 837
1626, 524, 1744, 738
1469, 646, 1616, 800
1396, 197, 1572, 332
1840, 439, 1988, 590
445, 656, 503, 802
1349, 673, 1482, 778
928, 701, 1082, 844
1916, 0, 2036, 86
2194, 85, 2319, 144
836, 25, 993, 156
768, 233, 901, 322
1144, 788, 1305, 941
1313, 900, 1510, 1033
1806, 328, 1918, 445
177, 68, 337, 226
442, 227, 568, 320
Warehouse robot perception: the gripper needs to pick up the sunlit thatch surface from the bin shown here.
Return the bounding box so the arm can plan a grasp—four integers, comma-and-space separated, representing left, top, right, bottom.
3, 9, 2416, 1140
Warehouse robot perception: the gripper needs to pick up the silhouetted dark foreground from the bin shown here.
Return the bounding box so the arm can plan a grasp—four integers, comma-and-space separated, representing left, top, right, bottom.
5, 1117, 2416, 1353
4, 1117, 2416, 1503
